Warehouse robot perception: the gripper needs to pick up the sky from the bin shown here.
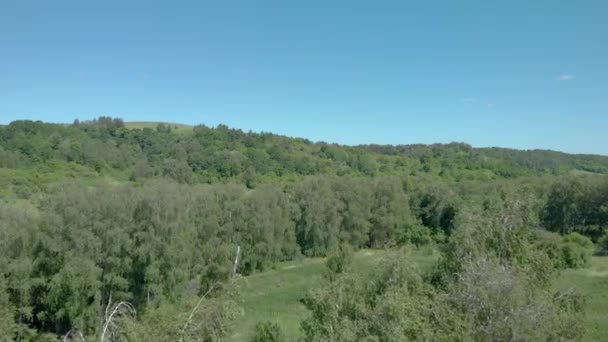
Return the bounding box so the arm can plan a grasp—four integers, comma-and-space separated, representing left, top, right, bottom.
1, 1, 607, 155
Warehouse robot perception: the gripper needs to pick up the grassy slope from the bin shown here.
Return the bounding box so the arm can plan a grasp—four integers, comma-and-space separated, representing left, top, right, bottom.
230, 250, 608, 342
124, 121, 193, 134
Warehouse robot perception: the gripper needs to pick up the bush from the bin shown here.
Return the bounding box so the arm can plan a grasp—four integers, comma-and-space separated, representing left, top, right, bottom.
405, 224, 432, 246
325, 243, 353, 280
438, 258, 585, 341
250, 321, 285, 342
596, 231, 608, 256
302, 255, 435, 342
560, 233, 593, 268
122, 291, 240, 342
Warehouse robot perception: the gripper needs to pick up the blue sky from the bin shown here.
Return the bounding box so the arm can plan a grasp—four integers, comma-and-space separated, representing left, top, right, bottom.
1, 1, 606, 154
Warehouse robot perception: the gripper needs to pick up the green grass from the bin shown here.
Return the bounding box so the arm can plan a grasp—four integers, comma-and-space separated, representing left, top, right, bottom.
228, 247, 438, 341
554, 256, 608, 342
125, 121, 193, 134
229, 250, 608, 341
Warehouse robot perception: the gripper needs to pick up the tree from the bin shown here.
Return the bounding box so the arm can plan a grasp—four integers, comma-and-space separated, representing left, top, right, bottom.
294, 177, 342, 256
369, 177, 421, 247
332, 177, 372, 248
237, 185, 299, 274
162, 158, 193, 184
542, 178, 585, 234
0, 279, 17, 342
542, 177, 608, 240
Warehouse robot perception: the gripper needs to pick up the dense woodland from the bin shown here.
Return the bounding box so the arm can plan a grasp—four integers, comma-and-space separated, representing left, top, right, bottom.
1, 117, 608, 341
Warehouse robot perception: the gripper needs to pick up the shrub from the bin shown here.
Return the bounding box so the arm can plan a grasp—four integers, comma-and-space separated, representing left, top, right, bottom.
303, 254, 436, 341
596, 231, 608, 256
325, 243, 354, 280
560, 233, 593, 268
437, 258, 585, 341
250, 321, 285, 342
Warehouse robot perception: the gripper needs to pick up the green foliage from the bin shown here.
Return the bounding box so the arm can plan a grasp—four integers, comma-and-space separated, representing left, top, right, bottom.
325, 243, 354, 280
0, 279, 17, 342
122, 288, 240, 342
560, 233, 594, 268
433, 187, 555, 287
434, 258, 585, 341
597, 231, 608, 256
294, 177, 342, 256
302, 189, 587, 341
413, 183, 458, 236
303, 254, 585, 342
237, 185, 299, 274
542, 177, 608, 240
249, 321, 286, 342
368, 177, 418, 247
302, 254, 435, 342
0, 202, 38, 340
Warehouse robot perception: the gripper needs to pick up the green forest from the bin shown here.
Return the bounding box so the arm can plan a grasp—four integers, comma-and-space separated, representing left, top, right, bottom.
1, 117, 608, 341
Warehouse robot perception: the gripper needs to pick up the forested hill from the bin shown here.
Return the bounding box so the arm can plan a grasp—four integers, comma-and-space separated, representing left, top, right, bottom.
1, 117, 607, 197
2, 117, 608, 340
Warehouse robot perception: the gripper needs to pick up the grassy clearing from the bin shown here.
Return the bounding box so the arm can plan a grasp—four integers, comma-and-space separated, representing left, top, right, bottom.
228, 247, 438, 341
554, 256, 608, 342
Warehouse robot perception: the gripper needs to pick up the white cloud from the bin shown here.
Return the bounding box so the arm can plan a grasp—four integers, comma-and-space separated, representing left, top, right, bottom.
557, 74, 575, 81
460, 97, 478, 103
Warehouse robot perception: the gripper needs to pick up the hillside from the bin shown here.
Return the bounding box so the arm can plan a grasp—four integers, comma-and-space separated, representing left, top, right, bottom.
1, 117, 608, 340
